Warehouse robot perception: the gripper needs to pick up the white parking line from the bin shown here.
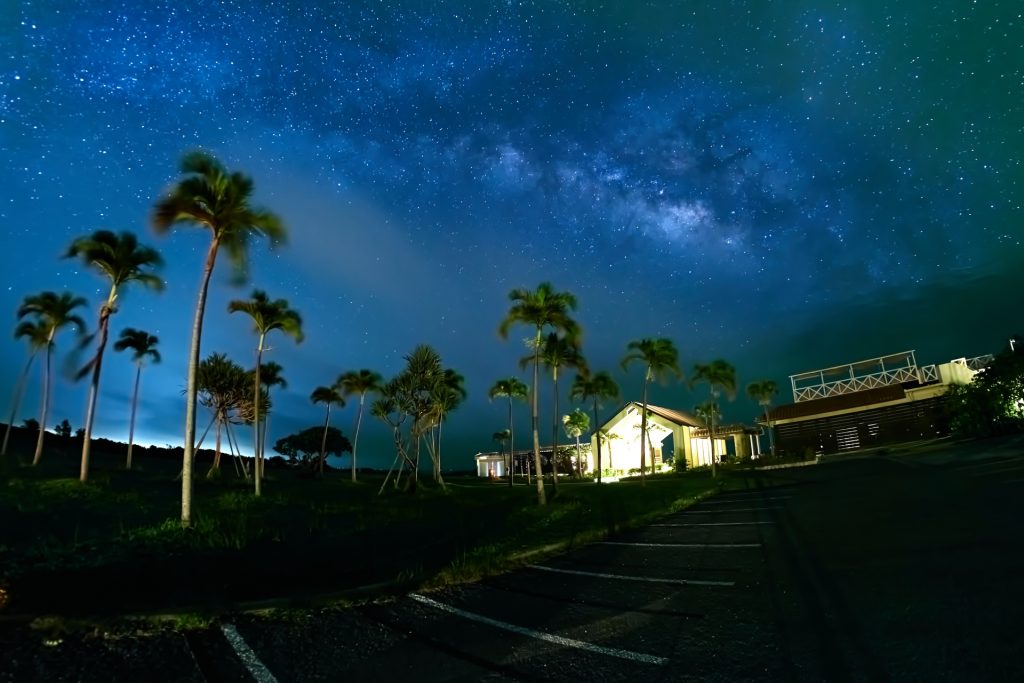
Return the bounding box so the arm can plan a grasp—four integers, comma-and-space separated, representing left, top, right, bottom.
409, 593, 668, 665
527, 564, 734, 587
599, 541, 761, 548
652, 522, 776, 527
220, 623, 279, 683
716, 490, 791, 497
702, 497, 790, 504
682, 507, 781, 513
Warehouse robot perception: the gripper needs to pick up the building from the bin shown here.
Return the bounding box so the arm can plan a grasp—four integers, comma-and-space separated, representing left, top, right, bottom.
765, 350, 990, 456
474, 401, 764, 479
474, 443, 592, 478
591, 402, 762, 472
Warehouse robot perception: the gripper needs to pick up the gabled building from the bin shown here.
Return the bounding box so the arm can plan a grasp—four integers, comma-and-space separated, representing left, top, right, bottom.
591, 401, 762, 471
765, 350, 989, 456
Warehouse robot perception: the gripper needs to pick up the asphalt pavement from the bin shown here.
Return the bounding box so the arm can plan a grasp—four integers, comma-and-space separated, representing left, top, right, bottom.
3, 445, 1023, 681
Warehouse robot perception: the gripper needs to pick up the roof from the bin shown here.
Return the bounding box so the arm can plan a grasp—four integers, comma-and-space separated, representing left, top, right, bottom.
766, 385, 907, 422
642, 403, 703, 428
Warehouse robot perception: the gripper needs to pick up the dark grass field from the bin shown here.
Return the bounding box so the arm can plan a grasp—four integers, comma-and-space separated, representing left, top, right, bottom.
0, 433, 718, 618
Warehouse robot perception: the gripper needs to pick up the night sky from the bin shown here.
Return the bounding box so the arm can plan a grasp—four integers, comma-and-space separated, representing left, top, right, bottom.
2, 1, 1021, 469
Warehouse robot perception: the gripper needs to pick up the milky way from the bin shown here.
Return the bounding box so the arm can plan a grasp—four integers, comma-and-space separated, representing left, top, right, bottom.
1, 1, 1021, 465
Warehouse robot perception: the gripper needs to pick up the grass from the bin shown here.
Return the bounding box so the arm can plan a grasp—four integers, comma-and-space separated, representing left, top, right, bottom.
0, 443, 720, 619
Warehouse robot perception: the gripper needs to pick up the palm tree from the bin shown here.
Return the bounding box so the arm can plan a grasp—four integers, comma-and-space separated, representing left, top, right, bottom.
228, 290, 303, 496
67, 232, 162, 481
427, 368, 466, 486
113, 328, 160, 470
533, 331, 586, 492
569, 370, 619, 483
597, 428, 621, 470
3, 319, 51, 459
258, 360, 287, 468
311, 385, 345, 476
691, 359, 738, 478
13, 292, 88, 465
621, 338, 681, 483
694, 400, 722, 467
196, 352, 250, 476
338, 369, 382, 482
488, 377, 528, 487
562, 408, 590, 477
746, 379, 779, 457
492, 428, 511, 475
153, 151, 285, 526
498, 282, 578, 505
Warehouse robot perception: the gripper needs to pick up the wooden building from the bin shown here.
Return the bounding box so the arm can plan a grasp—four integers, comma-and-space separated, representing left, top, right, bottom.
765, 350, 990, 457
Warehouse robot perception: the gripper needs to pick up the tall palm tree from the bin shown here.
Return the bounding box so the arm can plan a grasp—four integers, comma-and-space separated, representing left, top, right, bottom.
569, 370, 619, 483
533, 331, 586, 493
4, 320, 51, 458
113, 328, 160, 470
14, 292, 88, 466
488, 376, 528, 487
691, 359, 737, 478
258, 360, 287, 469
3, 321, 45, 458
746, 379, 779, 457
338, 369, 382, 482
228, 290, 303, 497
562, 408, 590, 477
153, 151, 285, 526
67, 232, 162, 481
311, 385, 345, 476
621, 338, 681, 484
498, 282, 578, 505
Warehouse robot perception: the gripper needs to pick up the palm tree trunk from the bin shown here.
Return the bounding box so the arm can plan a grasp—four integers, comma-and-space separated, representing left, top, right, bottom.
507, 395, 515, 488
710, 389, 718, 479
208, 415, 223, 478
2, 352, 36, 458
435, 421, 446, 488
574, 435, 582, 477
639, 374, 649, 485
183, 237, 220, 526
126, 363, 141, 469
80, 301, 113, 482
531, 329, 546, 505
261, 401, 272, 476
550, 371, 560, 493
319, 403, 332, 474
253, 338, 264, 497
32, 343, 53, 466
764, 405, 775, 456
592, 398, 602, 483
352, 394, 365, 482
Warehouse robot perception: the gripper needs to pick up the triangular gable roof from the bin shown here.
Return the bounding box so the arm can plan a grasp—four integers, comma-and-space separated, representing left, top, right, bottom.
645, 403, 703, 427
599, 401, 703, 433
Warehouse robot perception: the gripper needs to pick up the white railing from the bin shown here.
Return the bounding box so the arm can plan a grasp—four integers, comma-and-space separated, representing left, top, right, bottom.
966, 355, 994, 371
918, 364, 939, 383
792, 366, 919, 402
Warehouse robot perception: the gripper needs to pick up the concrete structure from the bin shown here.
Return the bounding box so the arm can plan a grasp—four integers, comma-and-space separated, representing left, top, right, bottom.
766, 351, 989, 456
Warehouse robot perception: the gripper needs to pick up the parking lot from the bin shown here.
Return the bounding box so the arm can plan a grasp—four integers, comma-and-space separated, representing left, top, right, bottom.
5, 444, 1024, 681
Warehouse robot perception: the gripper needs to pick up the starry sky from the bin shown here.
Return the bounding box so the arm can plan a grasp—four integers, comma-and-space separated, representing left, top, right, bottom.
1, 1, 1021, 469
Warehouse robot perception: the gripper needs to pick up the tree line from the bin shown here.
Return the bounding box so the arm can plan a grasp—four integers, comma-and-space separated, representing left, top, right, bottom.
3, 151, 784, 525
492, 282, 781, 505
